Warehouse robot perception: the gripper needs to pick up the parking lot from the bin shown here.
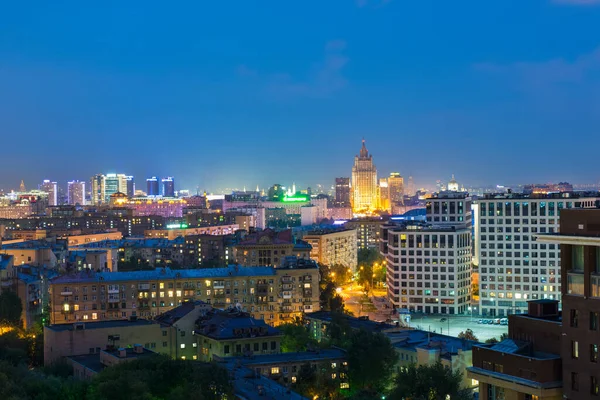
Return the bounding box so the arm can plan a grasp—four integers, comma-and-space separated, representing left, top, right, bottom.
395, 314, 508, 342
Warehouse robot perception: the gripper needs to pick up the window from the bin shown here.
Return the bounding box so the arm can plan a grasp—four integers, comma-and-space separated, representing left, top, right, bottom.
572, 372, 579, 391
573, 341, 580, 359
591, 312, 599, 331
224, 345, 230, 354
573, 246, 585, 272
270, 367, 279, 374
162, 341, 167, 347
162, 330, 167, 337
592, 376, 599, 396
571, 309, 579, 327
180, 344, 185, 349
592, 344, 599, 363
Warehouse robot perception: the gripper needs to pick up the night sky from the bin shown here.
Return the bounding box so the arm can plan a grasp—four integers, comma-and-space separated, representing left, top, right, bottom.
1, 0, 599, 192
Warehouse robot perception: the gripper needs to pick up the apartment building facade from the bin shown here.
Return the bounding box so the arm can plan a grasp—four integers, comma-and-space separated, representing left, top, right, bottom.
303, 228, 357, 271
475, 193, 600, 317
49, 264, 320, 327
381, 192, 472, 315
537, 209, 600, 400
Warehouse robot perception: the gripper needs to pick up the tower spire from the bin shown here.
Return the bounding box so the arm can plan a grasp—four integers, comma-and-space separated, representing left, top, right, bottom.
359, 138, 369, 158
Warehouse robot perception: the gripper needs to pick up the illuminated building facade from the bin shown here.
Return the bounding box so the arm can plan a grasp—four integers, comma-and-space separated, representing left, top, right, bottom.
40, 180, 58, 206
474, 192, 600, 317
104, 174, 128, 203
161, 177, 175, 197
146, 177, 159, 196
67, 181, 86, 206
91, 174, 105, 205
388, 172, 404, 204
351, 140, 378, 212
49, 264, 320, 326
334, 178, 351, 208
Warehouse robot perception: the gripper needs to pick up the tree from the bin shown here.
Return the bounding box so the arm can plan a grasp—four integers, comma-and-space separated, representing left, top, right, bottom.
320, 281, 346, 314
486, 333, 509, 344
346, 329, 398, 393
325, 312, 353, 348
0, 290, 23, 326
457, 328, 478, 342
389, 362, 471, 400
280, 323, 315, 353
88, 355, 233, 400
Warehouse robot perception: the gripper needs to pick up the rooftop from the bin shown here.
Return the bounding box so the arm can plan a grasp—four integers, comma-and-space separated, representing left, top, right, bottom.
474, 339, 561, 361
387, 329, 476, 359
307, 311, 397, 333
478, 191, 600, 200
45, 318, 157, 332
235, 348, 346, 366
51, 265, 278, 284
155, 301, 208, 326
71, 237, 184, 249
195, 309, 281, 340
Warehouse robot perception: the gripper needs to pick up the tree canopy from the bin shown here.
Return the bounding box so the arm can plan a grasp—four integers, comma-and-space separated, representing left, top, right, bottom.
389, 362, 471, 400
346, 329, 398, 393
457, 328, 478, 342
88, 355, 233, 400
0, 290, 23, 326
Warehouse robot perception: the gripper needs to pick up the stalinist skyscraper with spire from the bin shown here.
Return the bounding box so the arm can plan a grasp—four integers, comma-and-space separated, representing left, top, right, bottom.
351, 139, 378, 213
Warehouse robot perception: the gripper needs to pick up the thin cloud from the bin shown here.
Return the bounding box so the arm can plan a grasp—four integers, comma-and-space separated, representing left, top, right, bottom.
244, 40, 350, 99
474, 47, 600, 87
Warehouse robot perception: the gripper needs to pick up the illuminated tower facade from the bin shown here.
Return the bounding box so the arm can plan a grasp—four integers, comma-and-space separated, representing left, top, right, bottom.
351, 139, 378, 212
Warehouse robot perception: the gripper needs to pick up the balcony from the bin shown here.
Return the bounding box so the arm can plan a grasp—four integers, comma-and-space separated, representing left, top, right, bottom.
567, 272, 584, 296
282, 291, 292, 299
281, 283, 293, 290
281, 276, 293, 284
107, 288, 119, 294
60, 291, 73, 296
303, 289, 313, 297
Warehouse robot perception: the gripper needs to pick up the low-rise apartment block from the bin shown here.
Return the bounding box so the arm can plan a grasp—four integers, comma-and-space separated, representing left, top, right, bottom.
49, 263, 320, 326
195, 308, 282, 361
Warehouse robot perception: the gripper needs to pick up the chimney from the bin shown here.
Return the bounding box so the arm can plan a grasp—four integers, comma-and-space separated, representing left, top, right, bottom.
118, 347, 127, 358
133, 344, 143, 354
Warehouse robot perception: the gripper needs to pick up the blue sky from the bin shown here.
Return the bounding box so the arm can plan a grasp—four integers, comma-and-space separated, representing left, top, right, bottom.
1, 0, 599, 192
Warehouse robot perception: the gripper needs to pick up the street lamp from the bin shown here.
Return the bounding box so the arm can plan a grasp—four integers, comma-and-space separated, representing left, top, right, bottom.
468, 306, 472, 322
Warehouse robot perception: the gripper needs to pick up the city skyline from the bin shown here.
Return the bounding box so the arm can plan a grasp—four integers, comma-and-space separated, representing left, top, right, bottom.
1, 1, 600, 190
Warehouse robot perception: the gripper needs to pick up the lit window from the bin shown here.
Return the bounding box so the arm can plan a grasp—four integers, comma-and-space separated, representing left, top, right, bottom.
83, 314, 89, 320
74, 304, 79, 311
92, 313, 97, 320
63, 304, 70, 312
340, 383, 350, 389
159, 283, 164, 289
168, 291, 174, 298
181, 356, 186, 360
181, 344, 185, 349
193, 343, 197, 348
192, 355, 197, 360
271, 367, 279, 374
176, 290, 182, 297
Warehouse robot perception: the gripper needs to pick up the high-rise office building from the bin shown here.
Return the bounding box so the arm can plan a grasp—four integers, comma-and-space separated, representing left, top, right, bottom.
388, 172, 404, 204
381, 191, 472, 315
162, 177, 175, 197
104, 174, 128, 203
147, 177, 159, 197
351, 139, 378, 212
90, 174, 105, 205
40, 180, 58, 206
67, 181, 86, 206
379, 178, 390, 212
474, 192, 600, 317
126, 176, 135, 198
334, 178, 351, 208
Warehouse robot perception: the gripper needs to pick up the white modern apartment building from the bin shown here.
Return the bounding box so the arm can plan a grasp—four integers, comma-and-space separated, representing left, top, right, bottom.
381, 192, 472, 315
474, 192, 600, 317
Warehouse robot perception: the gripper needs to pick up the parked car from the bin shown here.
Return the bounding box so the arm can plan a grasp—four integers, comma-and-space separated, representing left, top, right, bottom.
494, 319, 501, 325
477, 319, 484, 324
500, 318, 508, 325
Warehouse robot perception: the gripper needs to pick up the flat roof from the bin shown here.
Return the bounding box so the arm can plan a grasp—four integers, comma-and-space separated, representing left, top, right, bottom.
51, 265, 279, 284
46, 318, 157, 332
238, 349, 346, 366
